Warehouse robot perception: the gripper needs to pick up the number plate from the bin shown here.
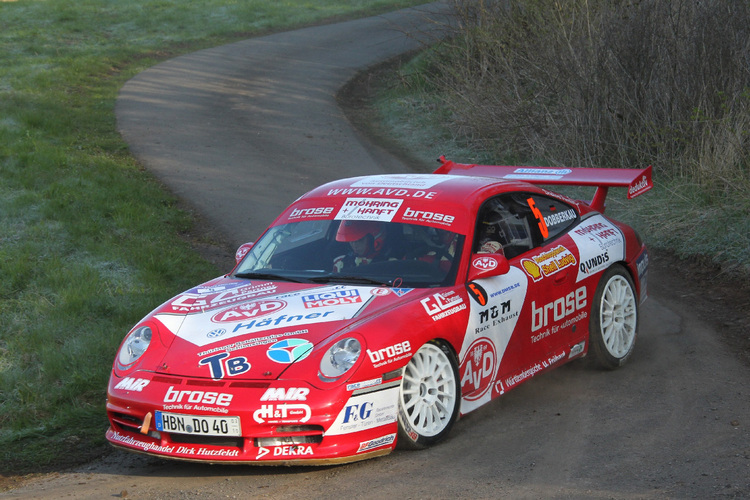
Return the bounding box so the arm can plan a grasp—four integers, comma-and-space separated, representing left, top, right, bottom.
155, 411, 241, 436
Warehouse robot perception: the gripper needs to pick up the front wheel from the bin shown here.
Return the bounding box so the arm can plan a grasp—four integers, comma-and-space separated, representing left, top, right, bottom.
397, 341, 460, 449
588, 264, 639, 369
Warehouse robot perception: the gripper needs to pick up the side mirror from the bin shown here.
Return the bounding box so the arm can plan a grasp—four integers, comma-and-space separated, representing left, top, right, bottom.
235, 242, 254, 264
467, 253, 510, 282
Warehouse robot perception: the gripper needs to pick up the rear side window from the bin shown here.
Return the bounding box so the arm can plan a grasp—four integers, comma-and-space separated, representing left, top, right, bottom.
474, 193, 579, 259
524, 193, 579, 243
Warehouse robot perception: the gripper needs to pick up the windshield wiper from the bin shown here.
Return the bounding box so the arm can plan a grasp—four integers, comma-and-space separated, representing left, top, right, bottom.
309, 275, 391, 286
233, 271, 307, 283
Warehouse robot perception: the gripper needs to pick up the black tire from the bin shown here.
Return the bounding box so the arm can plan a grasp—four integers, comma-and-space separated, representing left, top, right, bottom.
397, 340, 460, 449
588, 264, 639, 369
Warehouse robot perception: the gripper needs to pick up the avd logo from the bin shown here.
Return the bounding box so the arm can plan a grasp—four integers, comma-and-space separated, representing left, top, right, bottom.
212, 299, 286, 323
460, 339, 496, 401
472, 256, 498, 271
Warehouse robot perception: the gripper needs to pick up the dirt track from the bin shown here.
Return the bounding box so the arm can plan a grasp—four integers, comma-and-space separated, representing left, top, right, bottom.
3, 3, 749, 499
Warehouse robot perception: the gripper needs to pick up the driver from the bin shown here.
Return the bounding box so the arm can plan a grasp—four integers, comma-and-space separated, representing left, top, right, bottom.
477, 219, 506, 254
333, 220, 389, 272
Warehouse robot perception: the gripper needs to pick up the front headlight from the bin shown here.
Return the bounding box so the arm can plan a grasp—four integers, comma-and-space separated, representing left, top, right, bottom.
117, 325, 152, 367
319, 337, 361, 380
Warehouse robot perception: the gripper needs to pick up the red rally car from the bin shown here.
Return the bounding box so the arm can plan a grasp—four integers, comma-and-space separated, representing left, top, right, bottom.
106, 158, 652, 465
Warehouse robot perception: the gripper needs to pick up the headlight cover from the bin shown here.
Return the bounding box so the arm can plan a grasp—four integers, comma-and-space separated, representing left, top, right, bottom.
117, 325, 152, 368
319, 337, 361, 380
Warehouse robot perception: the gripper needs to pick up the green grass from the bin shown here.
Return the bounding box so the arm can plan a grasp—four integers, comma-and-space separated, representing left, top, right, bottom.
0, 0, 425, 475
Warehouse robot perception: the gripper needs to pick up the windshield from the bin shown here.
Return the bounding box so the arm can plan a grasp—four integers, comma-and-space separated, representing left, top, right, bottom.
234, 220, 464, 288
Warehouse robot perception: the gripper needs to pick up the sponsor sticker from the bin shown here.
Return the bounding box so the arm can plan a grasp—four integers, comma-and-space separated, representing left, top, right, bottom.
113, 377, 150, 392
628, 173, 652, 198
260, 387, 310, 401
253, 403, 311, 424
301, 289, 361, 308
326, 386, 399, 436
531, 286, 587, 333
166, 286, 371, 348
335, 197, 403, 222
460, 339, 496, 401
421, 290, 467, 322
167, 282, 277, 314
212, 299, 286, 323
267, 339, 313, 364
288, 206, 335, 220
569, 215, 625, 282
257, 445, 314, 459
350, 174, 451, 191
199, 352, 251, 379
357, 433, 396, 453
347, 378, 383, 391
504, 168, 572, 181
206, 328, 227, 339
472, 256, 498, 272
521, 245, 576, 282
401, 207, 455, 226
163, 386, 233, 407
544, 209, 577, 227
367, 341, 411, 369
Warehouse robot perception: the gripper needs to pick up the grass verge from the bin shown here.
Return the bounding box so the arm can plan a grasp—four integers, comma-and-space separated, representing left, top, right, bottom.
0, 0, 425, 476
366, 19, 750, 276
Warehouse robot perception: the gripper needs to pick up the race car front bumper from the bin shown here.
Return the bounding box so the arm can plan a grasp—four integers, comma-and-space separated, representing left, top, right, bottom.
105, 371, 401, 465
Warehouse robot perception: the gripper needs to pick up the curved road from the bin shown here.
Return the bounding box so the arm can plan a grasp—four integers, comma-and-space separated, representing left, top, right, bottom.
115, 2, 451, 248
5, 3, 749, 499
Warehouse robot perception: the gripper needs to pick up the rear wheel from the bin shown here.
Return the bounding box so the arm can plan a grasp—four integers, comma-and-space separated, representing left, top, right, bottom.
589, 264, 638, 369
397, 341, 460, 449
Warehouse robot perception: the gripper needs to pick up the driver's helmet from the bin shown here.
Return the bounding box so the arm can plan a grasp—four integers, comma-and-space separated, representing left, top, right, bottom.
336, 220, 386, 251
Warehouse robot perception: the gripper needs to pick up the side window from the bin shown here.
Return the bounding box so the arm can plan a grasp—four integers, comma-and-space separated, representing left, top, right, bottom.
474, 193, 579, 258
524, 193, 579, 243
474, 197, 535, 259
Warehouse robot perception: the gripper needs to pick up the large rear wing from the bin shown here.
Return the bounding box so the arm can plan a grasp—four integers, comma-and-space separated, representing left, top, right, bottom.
434, 157, 652, 213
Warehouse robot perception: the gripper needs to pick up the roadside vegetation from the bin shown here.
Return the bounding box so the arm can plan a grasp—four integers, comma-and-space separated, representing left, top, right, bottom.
375, 0, 750, 272
0, 0, 424, 475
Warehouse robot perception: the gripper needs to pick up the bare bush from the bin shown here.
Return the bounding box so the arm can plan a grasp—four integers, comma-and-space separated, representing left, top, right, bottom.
430, 0, 750, 191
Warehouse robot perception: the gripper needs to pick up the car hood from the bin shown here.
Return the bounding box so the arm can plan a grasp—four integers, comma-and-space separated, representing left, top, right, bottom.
146, 277, 419, 380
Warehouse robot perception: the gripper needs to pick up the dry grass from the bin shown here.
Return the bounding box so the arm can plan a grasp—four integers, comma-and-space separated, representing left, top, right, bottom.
373, 0, 749, 272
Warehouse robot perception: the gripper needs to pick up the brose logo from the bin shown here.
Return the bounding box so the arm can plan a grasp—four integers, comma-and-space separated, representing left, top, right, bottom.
289, 207, 334, 219
402, 207, 455, 225
367, 341, 411, 364
531, 286, 587, 332
164, 386, 233, 407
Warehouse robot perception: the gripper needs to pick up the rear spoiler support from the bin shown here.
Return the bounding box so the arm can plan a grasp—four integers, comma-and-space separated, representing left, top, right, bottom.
435, 157, 652, 213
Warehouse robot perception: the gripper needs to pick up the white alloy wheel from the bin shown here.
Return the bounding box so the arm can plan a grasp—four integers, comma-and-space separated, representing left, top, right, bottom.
589, 265, 639, 369
397, 341, 459, 449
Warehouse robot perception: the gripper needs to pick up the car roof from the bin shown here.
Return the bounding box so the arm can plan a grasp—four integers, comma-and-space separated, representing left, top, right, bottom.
303, 173, 536, 204
273, 173, 546, 234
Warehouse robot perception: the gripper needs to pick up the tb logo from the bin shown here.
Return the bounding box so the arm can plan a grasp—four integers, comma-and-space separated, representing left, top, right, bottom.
199, 352, 250, 379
